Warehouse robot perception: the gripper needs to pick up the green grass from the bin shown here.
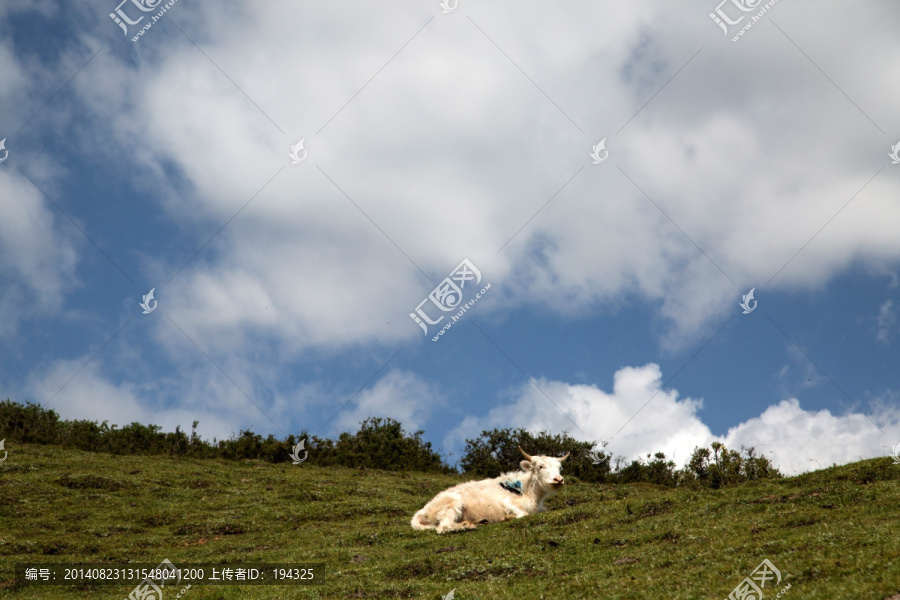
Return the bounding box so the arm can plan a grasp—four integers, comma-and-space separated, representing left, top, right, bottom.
1, 443, 899, 599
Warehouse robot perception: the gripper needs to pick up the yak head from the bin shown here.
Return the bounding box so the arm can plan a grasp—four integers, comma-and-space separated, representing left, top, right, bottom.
518, 446, 569, 490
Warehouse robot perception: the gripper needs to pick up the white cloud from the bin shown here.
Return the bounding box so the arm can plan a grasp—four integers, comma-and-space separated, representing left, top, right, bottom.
20, 356, 440, 448
722, 398, 900, 476
876, 299, 896, 344
0, 170, 80, 336
26, 358, 153, 429
445, 363, 715, 467
4, 1, 900, 477
447, 364, 900, 476
0, 2, 894, 356
55, 0, 900, 359
24, 356, 284, 444
0, 38, 28, 117
332, 369, 441, 435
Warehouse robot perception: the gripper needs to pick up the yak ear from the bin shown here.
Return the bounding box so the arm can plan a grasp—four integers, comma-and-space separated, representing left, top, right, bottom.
518, 446, 533, 461
559, 452, 570, 461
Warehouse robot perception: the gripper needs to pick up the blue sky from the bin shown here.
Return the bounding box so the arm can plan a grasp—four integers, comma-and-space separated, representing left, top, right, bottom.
2, 0, 900, 475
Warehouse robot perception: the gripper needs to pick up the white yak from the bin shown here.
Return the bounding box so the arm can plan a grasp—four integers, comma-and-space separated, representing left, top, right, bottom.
411, 447, 569, 533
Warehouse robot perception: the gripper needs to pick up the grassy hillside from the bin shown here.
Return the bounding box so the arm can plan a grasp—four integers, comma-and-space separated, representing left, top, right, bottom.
1, 443, 899, 599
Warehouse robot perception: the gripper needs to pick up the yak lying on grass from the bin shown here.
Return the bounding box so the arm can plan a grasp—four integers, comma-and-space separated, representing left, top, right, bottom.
411, 447, 569, 534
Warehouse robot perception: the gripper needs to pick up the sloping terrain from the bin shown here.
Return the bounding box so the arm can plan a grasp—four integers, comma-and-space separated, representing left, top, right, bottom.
1, 443, 899, 599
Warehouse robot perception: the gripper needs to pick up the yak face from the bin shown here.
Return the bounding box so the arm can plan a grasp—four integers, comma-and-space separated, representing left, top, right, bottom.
519, 453, 567, 491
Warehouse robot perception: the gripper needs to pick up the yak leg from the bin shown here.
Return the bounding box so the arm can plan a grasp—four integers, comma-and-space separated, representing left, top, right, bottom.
502, 501, 529, 520
435, 508, 476, 533
433, 497, 476, 534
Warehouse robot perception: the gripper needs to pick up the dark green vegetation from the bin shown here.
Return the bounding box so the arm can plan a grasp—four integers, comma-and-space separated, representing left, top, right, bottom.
461, 428, 780, 488
2, 441, 899, 599
1, 400, 780, 488
0, 400, 450, 473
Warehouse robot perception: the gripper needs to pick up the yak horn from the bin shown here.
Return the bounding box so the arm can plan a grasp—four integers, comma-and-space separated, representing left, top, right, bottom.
518, 446, 533, 461
559, 451, 570, 461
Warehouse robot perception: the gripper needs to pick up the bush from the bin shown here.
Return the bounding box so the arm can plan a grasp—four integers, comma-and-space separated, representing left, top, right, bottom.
680, 442, 782, 488
0, 399, 782, 485
302, 418, 452, 473
458, 426, 781, 489
0, 398, 63, 444
460, 427, 603, 481
613, 452, 683, 487
0, 399, 451, 473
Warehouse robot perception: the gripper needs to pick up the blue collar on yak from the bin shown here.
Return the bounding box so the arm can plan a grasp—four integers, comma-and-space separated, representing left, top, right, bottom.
500, 479, 523, 495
